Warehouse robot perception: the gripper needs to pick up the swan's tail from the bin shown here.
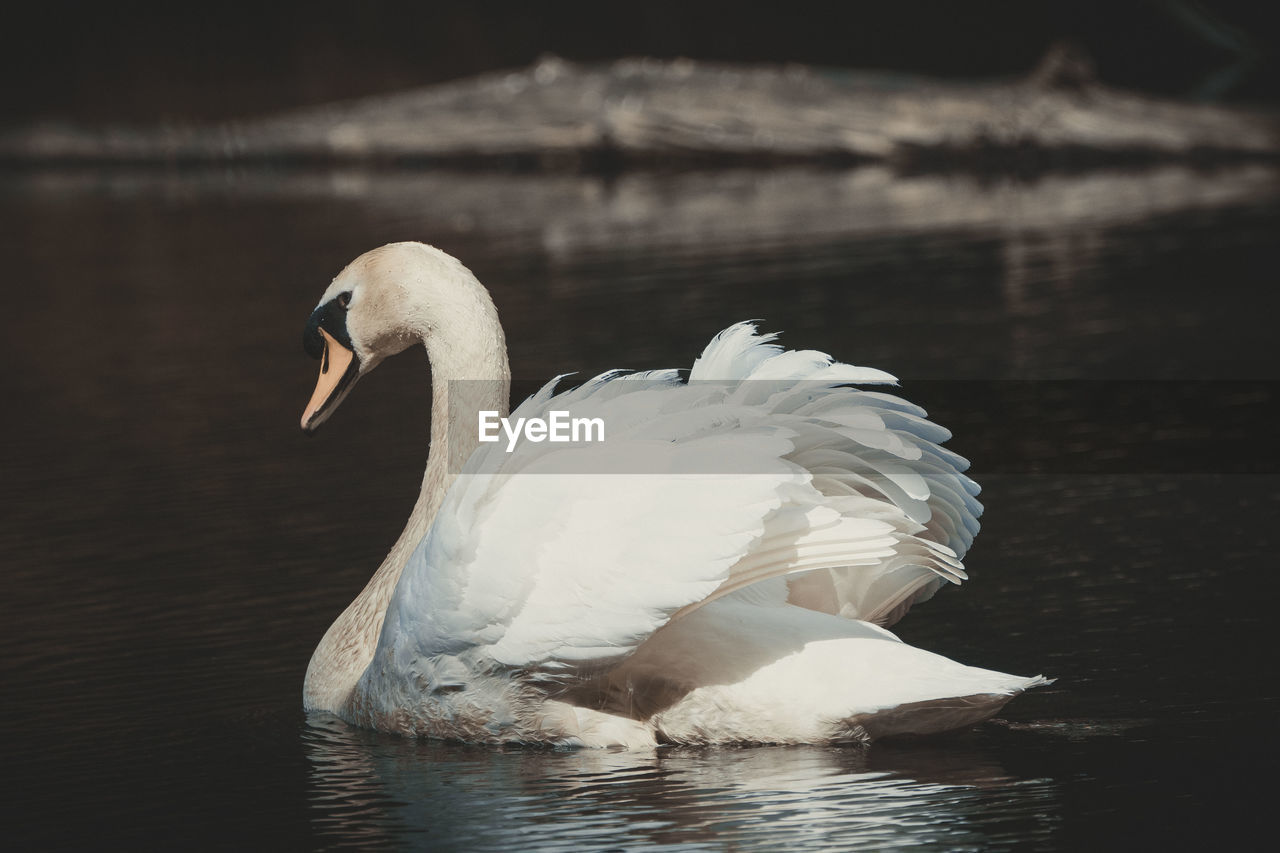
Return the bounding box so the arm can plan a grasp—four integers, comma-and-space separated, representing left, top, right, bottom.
614, 600, 1052, 744
843, 674, 1053, 740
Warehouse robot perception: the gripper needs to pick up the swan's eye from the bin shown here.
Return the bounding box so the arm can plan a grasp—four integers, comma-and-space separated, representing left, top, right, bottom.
336, 291, 352, 309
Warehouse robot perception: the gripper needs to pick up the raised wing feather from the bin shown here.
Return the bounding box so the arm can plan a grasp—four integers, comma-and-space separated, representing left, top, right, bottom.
374, 322, 981, 682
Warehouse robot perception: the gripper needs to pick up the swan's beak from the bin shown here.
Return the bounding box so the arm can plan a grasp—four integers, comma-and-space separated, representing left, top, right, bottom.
301, 328, 361, 432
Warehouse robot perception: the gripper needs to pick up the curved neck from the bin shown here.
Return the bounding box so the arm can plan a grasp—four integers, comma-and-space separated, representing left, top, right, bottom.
303, 282, 510, 714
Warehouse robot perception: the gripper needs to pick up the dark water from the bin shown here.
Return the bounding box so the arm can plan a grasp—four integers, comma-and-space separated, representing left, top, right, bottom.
3, 165, 1277, 849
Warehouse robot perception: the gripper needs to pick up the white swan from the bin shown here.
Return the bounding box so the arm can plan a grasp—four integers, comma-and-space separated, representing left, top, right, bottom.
299, 242, 1048, 747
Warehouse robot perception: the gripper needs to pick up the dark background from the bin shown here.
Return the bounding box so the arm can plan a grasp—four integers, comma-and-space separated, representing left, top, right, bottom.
3, 0, 1279, 125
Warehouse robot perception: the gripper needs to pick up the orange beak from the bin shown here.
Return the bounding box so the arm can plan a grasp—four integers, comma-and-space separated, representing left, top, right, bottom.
301, 328, 358, 432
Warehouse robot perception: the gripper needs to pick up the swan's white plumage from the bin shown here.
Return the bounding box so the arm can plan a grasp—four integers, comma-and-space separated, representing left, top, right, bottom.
339, 319, 1042, 743
302, 245, 1046, 744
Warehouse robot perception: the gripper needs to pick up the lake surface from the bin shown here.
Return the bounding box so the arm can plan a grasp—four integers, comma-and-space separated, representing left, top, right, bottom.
2, 164, 1277, 849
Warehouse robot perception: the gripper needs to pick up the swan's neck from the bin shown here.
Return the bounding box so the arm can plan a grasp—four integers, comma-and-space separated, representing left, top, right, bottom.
303, 283, 510, 713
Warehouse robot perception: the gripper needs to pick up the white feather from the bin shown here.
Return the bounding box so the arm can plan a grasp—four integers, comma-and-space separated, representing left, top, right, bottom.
354, 321, 1041, 742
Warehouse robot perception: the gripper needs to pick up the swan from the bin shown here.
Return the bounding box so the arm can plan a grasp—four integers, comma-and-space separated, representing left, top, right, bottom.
299, 242, 1048, 747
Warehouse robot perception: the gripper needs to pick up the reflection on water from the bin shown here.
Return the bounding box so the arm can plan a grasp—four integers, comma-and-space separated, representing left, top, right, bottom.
2, 164, 1278, 848
5, 164, 1277, 383
304, 714, 1061, 851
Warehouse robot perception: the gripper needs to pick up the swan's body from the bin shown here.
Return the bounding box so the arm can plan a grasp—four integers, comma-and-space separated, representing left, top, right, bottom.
300, 242, 1047, 746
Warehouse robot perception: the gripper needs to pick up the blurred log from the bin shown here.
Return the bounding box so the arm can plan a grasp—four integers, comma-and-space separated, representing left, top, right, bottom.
2, 49, 1277, 169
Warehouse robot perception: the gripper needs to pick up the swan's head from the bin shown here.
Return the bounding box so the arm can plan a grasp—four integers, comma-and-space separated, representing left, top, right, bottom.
300, 241, 500, 432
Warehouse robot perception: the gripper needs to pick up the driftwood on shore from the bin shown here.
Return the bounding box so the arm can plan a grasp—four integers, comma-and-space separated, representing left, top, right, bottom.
3, 48, 1277, 169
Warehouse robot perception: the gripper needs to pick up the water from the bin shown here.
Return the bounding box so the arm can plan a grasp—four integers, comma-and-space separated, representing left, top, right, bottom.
2, 164, 1276, 849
